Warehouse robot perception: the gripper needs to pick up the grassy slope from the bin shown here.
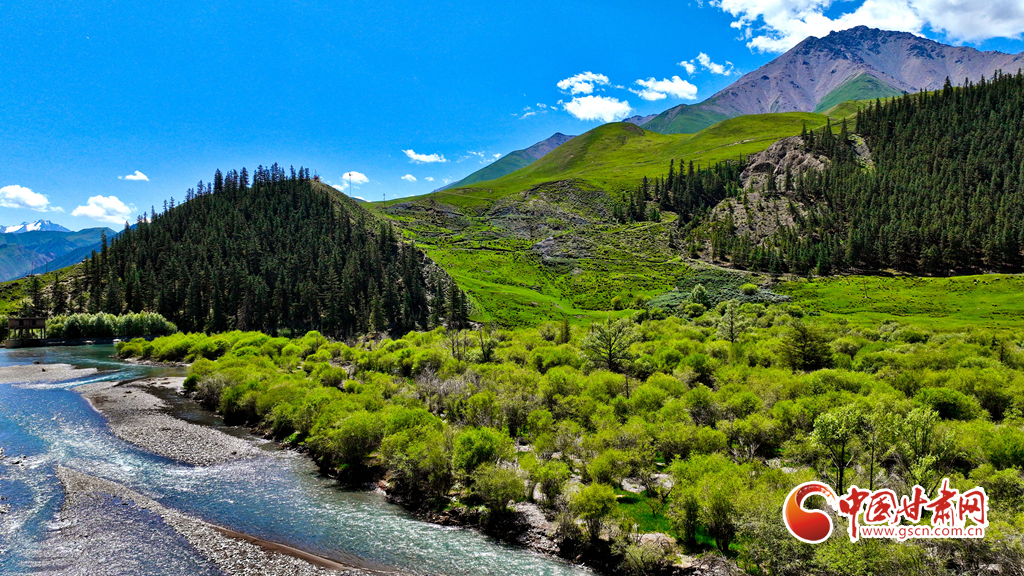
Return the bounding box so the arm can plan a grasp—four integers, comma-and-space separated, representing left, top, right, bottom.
782, 274, 1024, 331
0, 267, 68, 316
813, 73, 903, 113
403, 112, 832, 211
439, 150, 534, 190
640, 101, 733, 135
375, 112, 835, 326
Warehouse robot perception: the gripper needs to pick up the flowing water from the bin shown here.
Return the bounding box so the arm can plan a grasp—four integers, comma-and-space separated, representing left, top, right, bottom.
0, 346, 591, 576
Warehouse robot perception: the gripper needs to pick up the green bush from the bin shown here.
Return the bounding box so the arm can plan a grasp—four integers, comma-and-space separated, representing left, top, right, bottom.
915, 387, 983, 420
471, 464, 525, 515
452, 427, 513, 476
50, 312, 177, 339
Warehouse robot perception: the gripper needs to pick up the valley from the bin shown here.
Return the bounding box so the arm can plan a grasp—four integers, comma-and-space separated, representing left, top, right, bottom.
4, 22, 1024, 576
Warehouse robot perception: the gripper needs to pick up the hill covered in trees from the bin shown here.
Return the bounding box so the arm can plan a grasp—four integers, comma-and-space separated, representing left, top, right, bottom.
689, 72, 1024, 274
37, 165, 466, 338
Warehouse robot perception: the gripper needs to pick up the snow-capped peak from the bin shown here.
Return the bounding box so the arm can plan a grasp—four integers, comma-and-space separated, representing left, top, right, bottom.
2, 220, 72, 234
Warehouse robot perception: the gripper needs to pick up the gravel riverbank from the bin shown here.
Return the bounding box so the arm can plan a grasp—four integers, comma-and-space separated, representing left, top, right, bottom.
0, 363, 97, 385
77, 378, 258, 466
44, 467, 375, 576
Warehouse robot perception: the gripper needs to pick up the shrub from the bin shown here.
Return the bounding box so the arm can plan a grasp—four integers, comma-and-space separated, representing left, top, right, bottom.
529, 345, 581, 374
452, 427, 513, 476
588, 449, 627, 485
313, 411, 385, 470
915, 387, 983, 421
571, 483, 618, 540
533, 460, 570, 506
471, 465, 525, 515
740, 283, 758, 296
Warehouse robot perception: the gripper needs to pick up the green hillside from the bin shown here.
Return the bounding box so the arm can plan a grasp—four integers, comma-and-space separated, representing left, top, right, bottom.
640, 101, 732, 134
439, 149, 535, 189
813, 73, 903, 113
410, 112, 832, 211
375, 112, 835, 325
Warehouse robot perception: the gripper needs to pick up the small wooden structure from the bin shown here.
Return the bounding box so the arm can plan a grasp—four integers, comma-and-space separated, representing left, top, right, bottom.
6, 317, 47, 348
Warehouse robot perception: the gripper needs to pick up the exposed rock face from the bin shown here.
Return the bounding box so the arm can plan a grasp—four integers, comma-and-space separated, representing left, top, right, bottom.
739, 136, 831, 190
711, 26, 1024, 116
708, 192, 806, 248
521, 133, 576, 159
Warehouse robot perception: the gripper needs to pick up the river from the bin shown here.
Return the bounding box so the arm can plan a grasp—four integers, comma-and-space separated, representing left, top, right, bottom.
0, 346, 592, 576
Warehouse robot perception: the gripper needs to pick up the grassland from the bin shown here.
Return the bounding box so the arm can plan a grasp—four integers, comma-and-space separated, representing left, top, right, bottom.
781, 274, 1024, 330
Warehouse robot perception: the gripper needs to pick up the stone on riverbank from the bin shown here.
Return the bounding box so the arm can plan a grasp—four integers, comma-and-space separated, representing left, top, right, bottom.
78, 379, 258, 466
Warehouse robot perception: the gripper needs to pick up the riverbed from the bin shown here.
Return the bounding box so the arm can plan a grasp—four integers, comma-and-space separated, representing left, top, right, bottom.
0, 345, 592, 576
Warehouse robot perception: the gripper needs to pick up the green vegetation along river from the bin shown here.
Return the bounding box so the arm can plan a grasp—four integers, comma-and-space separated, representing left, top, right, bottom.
0, 345, 591, 576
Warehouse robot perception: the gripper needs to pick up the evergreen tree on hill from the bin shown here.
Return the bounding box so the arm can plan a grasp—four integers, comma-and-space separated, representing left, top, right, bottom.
67, 167, 461, 338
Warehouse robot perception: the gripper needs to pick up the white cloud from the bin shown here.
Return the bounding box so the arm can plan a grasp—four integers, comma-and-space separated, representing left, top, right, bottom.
442, 178, 453, 185
678, 53, 736, 75
0, 185, 54, 211
401, 174, 417, 182
563, 95, 633, 122
557, 71, 610, 95
118, 170, 149, 181
71, 195, 136, 224
336, 171, 369, 191
493, 153, 502, 159
631, 76, 699, 101
403, 149, 448, 163
712, 0, 1024, 53
425, 177, 435, 182
697, 53, 735, 75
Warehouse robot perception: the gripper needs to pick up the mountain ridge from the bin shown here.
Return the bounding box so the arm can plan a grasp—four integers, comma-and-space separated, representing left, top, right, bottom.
3, 220, 72, 234
436, 133, 576, 191
643, 26, 1024, 134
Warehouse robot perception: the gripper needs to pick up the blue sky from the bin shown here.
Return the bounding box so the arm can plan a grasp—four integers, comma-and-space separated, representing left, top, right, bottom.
3, 0, 1024, 230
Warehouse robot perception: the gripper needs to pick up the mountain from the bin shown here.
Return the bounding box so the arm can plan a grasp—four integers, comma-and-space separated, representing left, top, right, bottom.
644, 26, 1024, 134
437, 133, 576, 191
3, 220, 71, 234
39, 168, 460, 336
621, 114, 657, 126
0, 228, 112, 281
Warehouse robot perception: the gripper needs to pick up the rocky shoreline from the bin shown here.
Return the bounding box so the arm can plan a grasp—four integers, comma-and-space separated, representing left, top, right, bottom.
45, 466, 377, 576
77, 378, 258, 466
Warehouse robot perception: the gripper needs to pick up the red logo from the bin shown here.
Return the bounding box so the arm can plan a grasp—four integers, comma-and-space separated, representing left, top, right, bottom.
783, 481, 838, 543
783, 479, 989, 543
